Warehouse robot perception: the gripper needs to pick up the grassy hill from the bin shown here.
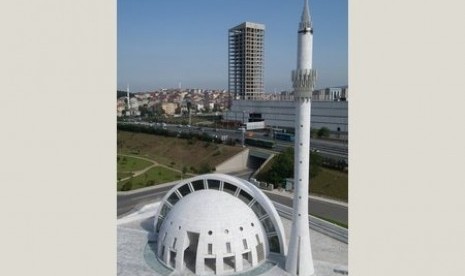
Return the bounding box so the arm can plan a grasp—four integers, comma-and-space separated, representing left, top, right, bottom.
117, 130, 244, 174
256, 156, 348, 202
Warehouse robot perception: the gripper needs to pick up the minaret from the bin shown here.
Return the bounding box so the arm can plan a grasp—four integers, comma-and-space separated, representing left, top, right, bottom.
126, 84, 131, 113
286, 0, 317, 275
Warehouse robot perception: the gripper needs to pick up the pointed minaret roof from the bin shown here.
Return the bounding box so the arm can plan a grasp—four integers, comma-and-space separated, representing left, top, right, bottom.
299, 0, 312, 31
301, 0, 310, 23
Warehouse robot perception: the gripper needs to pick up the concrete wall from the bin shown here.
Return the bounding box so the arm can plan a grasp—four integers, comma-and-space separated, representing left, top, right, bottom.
224, 99, 348, 133
215, 148, 250, 173
250, 153, 275, 179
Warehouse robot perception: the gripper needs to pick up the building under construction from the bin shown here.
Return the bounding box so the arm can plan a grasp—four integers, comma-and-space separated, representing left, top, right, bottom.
228, 22, 265, 101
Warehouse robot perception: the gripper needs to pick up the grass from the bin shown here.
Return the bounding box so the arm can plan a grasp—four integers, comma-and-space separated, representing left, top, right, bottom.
117, 166, 181, 191
256, 158, 348, 202
117, 155, 153, 172
117, 171, 134, 181
117, 131, 243, 173
310, 168, 348, 202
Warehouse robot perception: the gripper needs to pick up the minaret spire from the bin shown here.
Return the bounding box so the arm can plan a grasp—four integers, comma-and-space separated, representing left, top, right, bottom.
301, 0, 311, 27
126, 83, 131, 113
286, 0, 317, 275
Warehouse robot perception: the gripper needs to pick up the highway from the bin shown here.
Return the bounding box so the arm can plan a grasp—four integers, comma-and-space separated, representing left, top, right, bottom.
117, 184, 174, 216
262, 191, 348, 225
117, 182, 348, 225
117, 122, 348, 224
119, 121, 347, 159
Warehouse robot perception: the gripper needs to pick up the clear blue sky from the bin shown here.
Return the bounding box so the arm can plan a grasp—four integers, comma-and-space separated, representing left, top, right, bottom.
117, 0, 347, 92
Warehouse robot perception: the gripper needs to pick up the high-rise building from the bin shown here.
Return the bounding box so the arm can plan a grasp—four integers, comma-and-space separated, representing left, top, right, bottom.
228, 22, 265, 101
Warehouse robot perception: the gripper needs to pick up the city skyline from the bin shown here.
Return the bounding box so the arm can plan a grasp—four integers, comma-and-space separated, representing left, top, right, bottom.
118, 0, 347, 92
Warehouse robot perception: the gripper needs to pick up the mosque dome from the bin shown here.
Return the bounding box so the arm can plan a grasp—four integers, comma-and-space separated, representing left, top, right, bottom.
153, 174, 287, 275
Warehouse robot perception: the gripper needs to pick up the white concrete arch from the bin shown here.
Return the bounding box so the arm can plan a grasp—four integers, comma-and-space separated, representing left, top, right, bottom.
153, 173, 287, 275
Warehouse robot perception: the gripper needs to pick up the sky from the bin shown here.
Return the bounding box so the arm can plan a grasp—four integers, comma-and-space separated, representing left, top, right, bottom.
117, 0, 347, 92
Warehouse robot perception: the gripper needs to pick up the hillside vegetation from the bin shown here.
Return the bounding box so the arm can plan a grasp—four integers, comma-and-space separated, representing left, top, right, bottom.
117, 131, 243, 174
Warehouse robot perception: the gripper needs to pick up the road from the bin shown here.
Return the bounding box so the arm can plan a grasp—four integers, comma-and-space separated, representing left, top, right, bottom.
117, 184, 175, 217
119, 121, 347, 159
117, 182, 348, 225
118, 122, 348, 222
263, 191, 348, 225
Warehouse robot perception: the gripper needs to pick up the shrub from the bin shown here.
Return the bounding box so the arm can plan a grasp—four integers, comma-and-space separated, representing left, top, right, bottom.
198, 163, 213, 174
121, 181, 132, 191
146, 180, 155, 187
317, 127, 330, 138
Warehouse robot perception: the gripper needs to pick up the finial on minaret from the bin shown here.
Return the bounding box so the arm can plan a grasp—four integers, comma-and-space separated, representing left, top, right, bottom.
301, 0, 310, 23
299, 0, 312, 32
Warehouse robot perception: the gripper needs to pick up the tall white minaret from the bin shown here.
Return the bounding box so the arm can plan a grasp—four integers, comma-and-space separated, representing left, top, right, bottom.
126, 84, 131, 112
286, 0, 317, 275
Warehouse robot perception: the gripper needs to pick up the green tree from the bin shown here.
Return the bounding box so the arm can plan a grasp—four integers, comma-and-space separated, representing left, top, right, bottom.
309, 152, 322, 179
262, 148, 294, 186
182, 166, 188, 179
256, 148, 322, 187
146, 180, 155, 187
121, 181, 133, 191
310, 128, 318, 138
198, 163, 213, 174
317, 127, 330, 138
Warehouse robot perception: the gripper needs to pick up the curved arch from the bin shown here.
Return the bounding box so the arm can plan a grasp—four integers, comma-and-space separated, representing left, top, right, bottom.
154, 173, 287, 256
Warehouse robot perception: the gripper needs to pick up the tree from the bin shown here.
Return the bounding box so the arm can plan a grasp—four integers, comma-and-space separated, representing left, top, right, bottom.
309, 152, 322, 179
260, 148, 294, 186
271, 148, 294, 180
154, 104, 165, 116
310, 128, 318, 138
182, 166, 188, 179
146, 180, 155, 187
175, 105, 181, 114
256, 147, 322, 186
198, 163, 213, 174
121, 181, 133, 191
317, 127, 330, 138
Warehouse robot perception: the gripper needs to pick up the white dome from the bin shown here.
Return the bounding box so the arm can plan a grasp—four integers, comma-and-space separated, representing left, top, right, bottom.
158, 190, 267, 274
153, 174, 286, 275
162, 189, 262, 234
